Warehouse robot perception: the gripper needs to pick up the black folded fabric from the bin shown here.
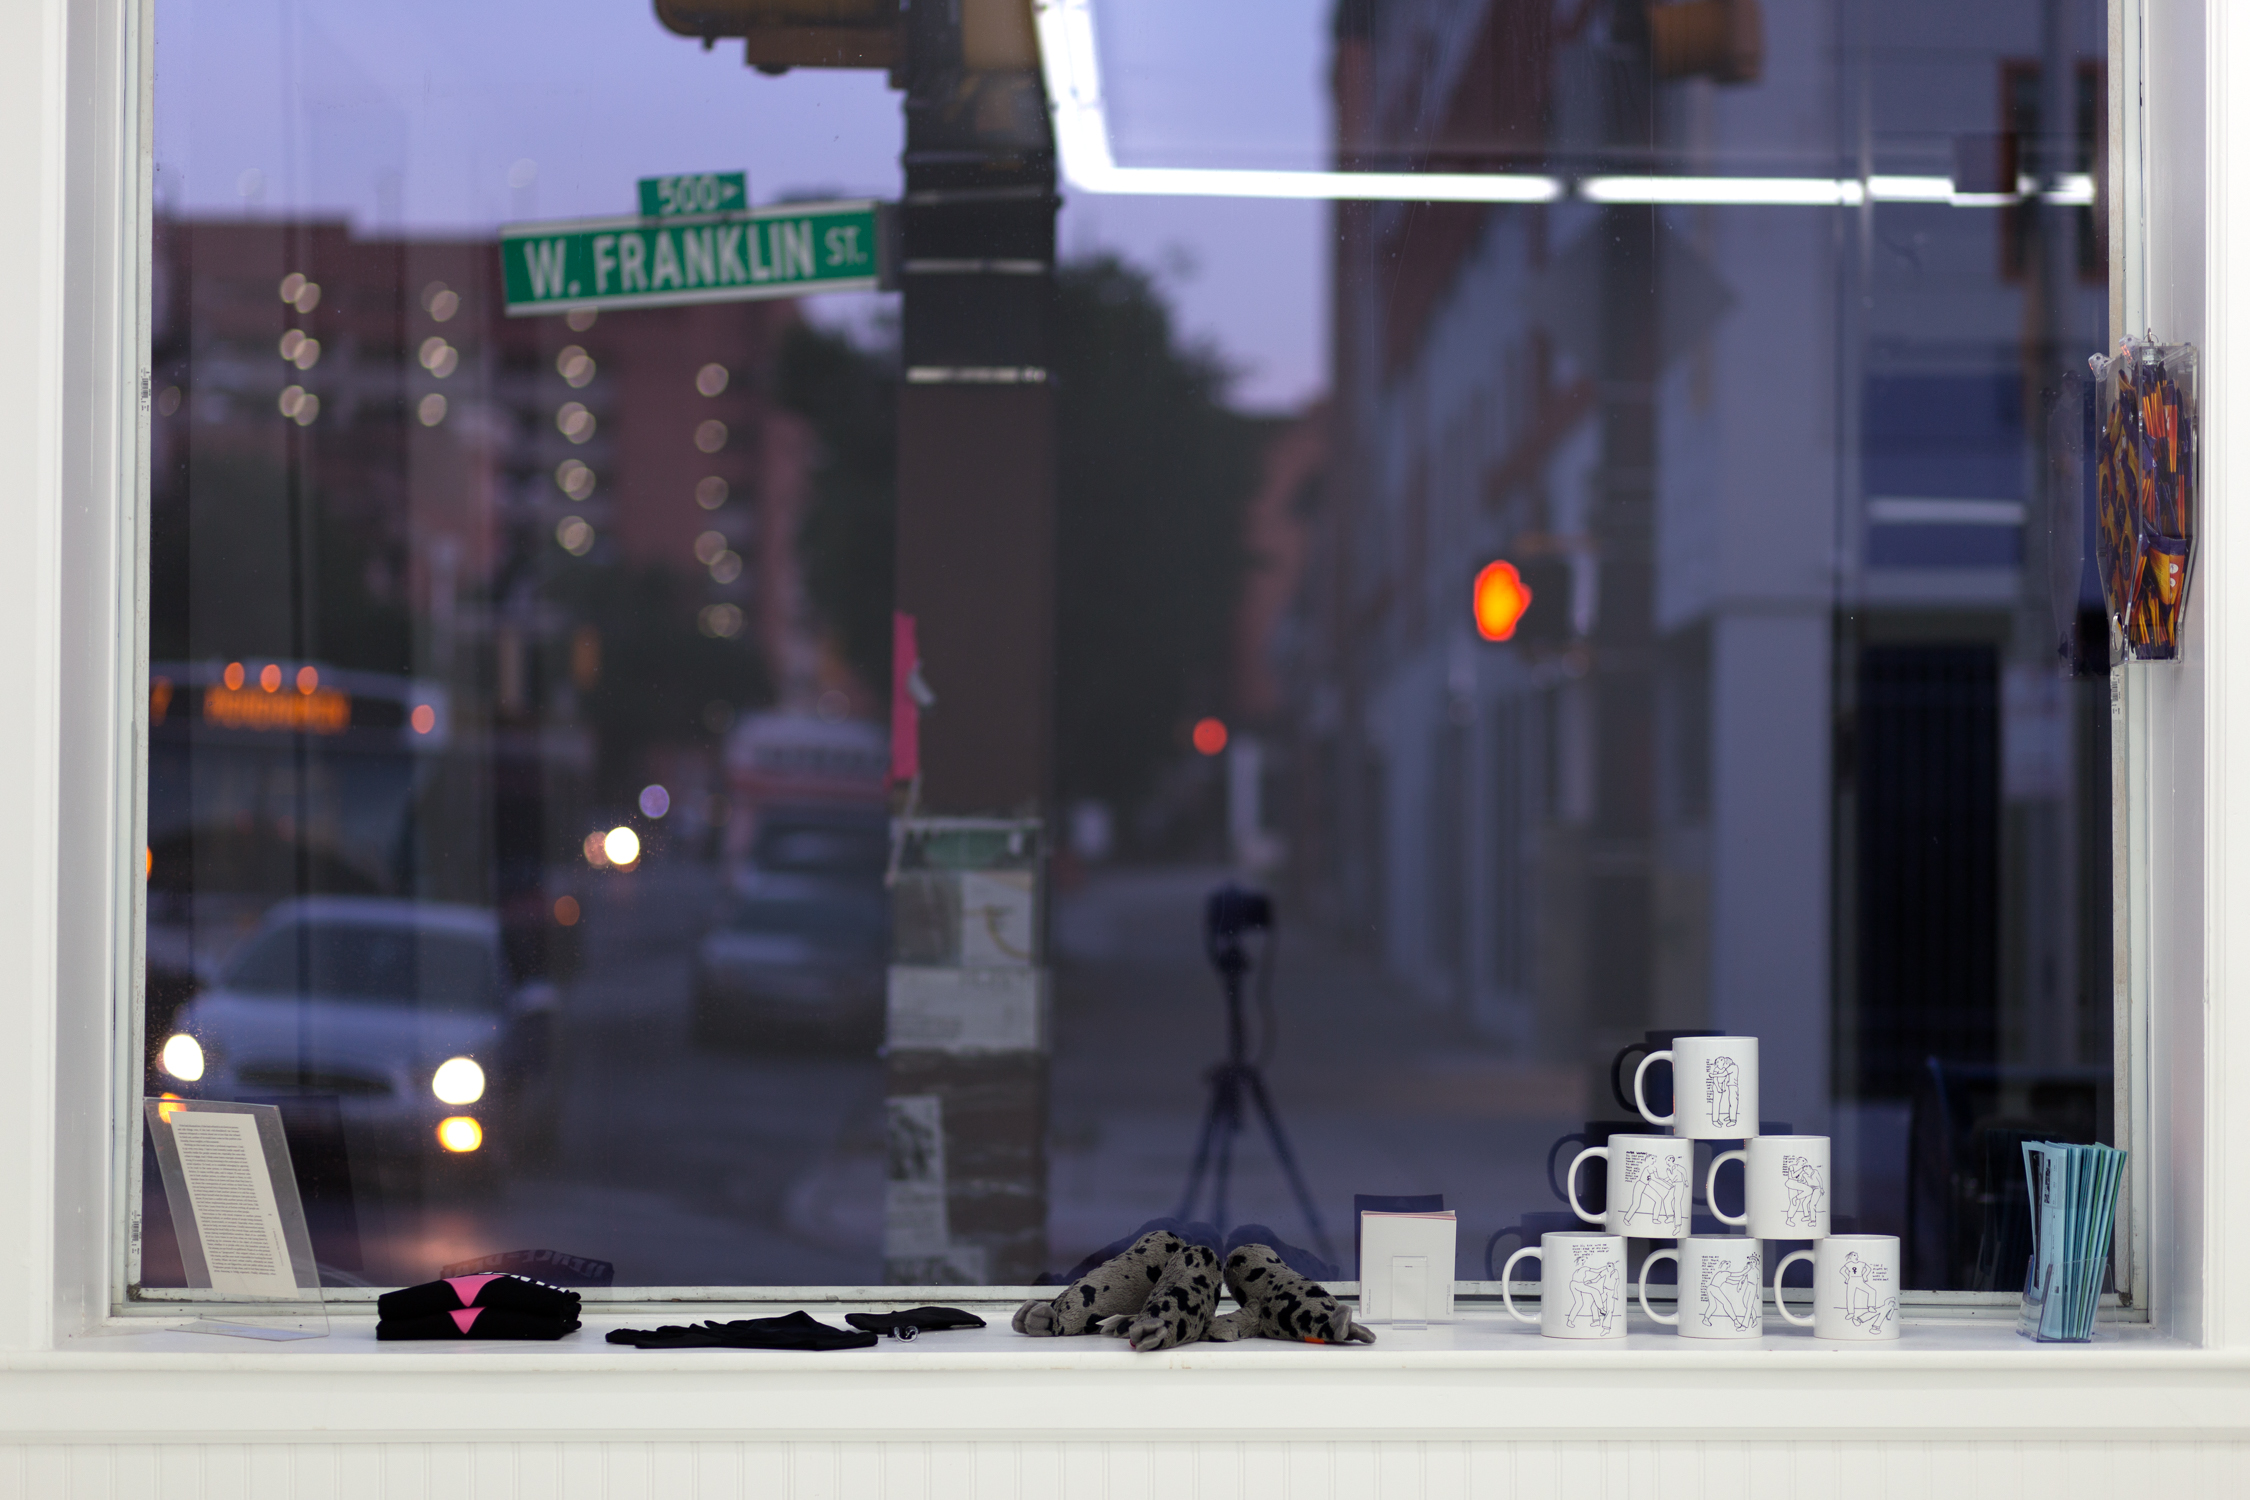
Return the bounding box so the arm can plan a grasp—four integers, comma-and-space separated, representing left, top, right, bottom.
378, 1307, 581, 1340
842, 1306, 987, 1334
378, 1273, 582, 1323
606, 1311, 876, 1351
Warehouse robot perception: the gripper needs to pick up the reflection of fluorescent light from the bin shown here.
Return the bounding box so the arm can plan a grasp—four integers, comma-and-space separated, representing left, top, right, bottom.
1581, 175, 1862, 205
1031, 0, 2094, 210
1066, 166, 1561, 202
1867, 497, 2027, 526
1033, 0, 1557, 200
1869, 176, 1954, 202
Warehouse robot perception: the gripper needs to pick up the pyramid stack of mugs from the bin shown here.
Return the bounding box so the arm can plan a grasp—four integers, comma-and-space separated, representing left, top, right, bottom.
1500, 1036, 1901, 1342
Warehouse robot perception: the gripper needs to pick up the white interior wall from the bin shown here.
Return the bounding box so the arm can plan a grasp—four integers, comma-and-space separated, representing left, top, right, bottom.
0, 0, 2237, 1490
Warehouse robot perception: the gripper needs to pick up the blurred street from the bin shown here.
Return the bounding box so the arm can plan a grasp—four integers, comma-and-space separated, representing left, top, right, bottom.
319, 859, 1583, 1289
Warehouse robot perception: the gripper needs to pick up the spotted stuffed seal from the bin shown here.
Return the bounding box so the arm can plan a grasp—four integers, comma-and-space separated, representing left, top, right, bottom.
1098, 1243, 1222, 1351
1206, 1243, 1376, 1344
1012, 1230, 1187, 1337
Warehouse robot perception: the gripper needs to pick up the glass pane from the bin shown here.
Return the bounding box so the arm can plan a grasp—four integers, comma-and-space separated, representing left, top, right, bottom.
144, 0, 2112, 1296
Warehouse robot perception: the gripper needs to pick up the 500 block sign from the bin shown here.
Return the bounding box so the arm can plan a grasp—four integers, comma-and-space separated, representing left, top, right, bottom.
501, 199, 883, 315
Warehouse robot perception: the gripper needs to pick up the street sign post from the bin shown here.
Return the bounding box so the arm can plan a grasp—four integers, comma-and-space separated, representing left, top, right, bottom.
638, 172, 748, 218
500, 198, 884, 316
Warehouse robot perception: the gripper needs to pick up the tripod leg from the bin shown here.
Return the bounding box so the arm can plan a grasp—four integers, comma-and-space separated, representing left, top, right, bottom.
1175, 1066, 1232, 1222
1212, 1067, 1243, 1232
1242, 1067, 1338, 1267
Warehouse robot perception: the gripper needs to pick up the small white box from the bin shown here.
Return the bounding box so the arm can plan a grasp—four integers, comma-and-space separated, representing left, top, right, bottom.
1358, 1211, 1456, 1323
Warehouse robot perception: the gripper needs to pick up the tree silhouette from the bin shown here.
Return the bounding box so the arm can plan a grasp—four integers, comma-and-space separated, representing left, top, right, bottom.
781, 255, 1258, 828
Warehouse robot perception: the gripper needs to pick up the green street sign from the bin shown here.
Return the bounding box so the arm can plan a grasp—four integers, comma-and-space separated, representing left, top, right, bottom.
638, 172, 748, 218
500, 199, 884, 316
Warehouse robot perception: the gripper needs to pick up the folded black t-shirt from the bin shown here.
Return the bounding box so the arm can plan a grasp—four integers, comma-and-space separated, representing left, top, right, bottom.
607, 1311, 876, 1351
378, 1306, 581, 1340
842, 1306, 986, 1334
378, 1273, 582, 1323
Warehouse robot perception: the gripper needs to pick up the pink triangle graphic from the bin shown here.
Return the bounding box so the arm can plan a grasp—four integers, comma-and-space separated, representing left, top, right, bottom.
448, 1307, 485, 1334
442, 1274, 504, 1307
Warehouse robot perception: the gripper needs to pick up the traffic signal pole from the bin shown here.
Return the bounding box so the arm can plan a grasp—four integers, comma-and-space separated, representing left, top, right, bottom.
882, 0, 1056, 1285
895, 0, 1055, 814
654, 0, 1058, 1286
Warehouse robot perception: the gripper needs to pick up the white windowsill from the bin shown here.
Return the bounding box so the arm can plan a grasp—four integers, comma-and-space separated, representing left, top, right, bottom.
0, 1312, 2231, 1444
42, 1309, 2196, 1368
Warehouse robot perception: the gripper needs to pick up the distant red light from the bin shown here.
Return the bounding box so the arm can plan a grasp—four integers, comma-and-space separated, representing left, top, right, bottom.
1192, 717, 1229, 756
1473, 560, 1534, 642
411, 703, 436, 735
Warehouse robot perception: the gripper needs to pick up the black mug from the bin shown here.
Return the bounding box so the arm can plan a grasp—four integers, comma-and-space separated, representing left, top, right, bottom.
1609, 1029, 1724, 1117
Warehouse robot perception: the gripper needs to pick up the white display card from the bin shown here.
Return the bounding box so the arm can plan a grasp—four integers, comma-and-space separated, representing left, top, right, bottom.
143, 1099, 327, 1340
1358, 1211, 1456, 1323
168, 1109, 299, 1298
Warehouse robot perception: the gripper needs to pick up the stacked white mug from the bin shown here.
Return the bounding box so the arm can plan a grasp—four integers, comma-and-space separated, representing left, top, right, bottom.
1616, 1035, 1898, 1342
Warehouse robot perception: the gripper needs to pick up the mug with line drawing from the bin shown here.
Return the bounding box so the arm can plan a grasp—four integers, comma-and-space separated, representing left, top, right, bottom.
1632, 1035, 1759, 1140
1565, 1133, 1693, 1239
1774, 1235, 1901, 1341
1638, 1235, 1764, 1340
1500, 1231, 1628, 1341
1706, 1134, 1830, 1241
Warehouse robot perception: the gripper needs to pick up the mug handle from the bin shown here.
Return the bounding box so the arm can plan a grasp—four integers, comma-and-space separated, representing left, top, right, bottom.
1500, 1247, 1543, 1324
1707, 1149, 1750, 1227
1565, 1146, 1609, 1226
1773, 1249, 1815, 1327
1637, 1248, 1680, 1326
1632, 1049, 1677, 1127
1546, 1131, 1590, 1202
1609, 1043, 1651, 1113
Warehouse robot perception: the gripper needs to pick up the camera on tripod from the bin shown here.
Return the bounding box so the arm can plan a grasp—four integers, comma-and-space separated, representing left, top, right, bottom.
1176, 884, 1333, 1262
1204, 886, 1272, 976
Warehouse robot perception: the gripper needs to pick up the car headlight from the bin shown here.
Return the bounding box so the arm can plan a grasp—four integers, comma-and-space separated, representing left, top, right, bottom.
431, 1056, 485, 1105
436, 1116, 483, 1153
159, 1033, 204, 1082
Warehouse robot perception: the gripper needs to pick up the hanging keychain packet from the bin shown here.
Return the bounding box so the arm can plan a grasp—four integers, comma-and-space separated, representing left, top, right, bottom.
2092, 339, 2197, 662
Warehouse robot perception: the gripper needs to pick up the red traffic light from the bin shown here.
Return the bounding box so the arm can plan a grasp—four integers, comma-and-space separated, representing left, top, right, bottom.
1473, 560, 1534, 641
1192, 717, 1229, 756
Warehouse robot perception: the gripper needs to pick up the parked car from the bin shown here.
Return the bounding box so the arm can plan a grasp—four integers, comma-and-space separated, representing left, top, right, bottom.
732, 802, 891, 899
160, 897, 558, 1172
692, 891, 888, 1050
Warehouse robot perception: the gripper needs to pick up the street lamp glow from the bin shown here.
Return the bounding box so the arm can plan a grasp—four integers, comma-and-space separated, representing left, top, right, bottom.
603, 825, 641, 867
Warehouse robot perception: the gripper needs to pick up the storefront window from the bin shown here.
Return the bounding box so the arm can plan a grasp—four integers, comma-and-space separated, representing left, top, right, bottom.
136, 0, 2115, 1298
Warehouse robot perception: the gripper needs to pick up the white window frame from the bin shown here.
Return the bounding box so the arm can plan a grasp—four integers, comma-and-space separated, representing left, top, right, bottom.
75, 0, 2207, 1318
0, 0, 2242, 1452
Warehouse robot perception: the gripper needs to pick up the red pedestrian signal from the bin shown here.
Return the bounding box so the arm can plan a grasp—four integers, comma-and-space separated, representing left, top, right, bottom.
1473, 560, 1534, 641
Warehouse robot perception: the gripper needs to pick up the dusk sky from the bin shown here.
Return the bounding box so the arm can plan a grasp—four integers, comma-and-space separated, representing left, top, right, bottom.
155, 0, 1333, 410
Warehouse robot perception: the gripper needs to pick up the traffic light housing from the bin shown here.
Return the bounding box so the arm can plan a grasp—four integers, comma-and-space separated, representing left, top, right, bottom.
653, 0, 900, 73
653, 0, 1033, 77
